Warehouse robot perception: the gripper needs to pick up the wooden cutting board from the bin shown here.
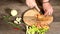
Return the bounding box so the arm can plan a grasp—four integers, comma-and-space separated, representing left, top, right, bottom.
23, 8, 53, 26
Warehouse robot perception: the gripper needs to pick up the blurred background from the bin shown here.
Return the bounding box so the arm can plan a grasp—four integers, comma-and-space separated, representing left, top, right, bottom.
0, 0, 60, 34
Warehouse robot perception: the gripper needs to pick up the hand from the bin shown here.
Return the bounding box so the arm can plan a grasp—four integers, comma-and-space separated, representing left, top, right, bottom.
43, 3, 53, 16
26, 0, 40, 11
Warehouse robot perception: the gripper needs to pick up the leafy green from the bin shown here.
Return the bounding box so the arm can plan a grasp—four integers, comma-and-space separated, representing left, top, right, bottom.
26, 25, 49, 34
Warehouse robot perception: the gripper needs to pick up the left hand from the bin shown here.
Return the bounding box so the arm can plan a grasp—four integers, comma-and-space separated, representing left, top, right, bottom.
43, 3, 53, 16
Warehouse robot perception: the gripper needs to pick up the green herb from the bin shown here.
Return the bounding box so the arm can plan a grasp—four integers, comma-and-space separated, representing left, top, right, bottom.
26, 25, 49, 34
2, 16, 21, 30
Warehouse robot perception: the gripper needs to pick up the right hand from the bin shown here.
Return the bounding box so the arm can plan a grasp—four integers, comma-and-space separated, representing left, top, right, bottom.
26, 0, 40, 11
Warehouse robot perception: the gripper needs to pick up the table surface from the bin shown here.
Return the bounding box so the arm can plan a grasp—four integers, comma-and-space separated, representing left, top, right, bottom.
0, 0, 60, 34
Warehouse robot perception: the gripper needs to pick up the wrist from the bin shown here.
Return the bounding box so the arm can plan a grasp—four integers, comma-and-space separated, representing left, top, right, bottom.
43, 0, 49, 3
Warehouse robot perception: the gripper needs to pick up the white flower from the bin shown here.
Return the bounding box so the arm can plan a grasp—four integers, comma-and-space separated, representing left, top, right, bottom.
14, 20, 18, 24
14, 17, 21, 24
11, 9, 18, 16
16, 17, 21, 22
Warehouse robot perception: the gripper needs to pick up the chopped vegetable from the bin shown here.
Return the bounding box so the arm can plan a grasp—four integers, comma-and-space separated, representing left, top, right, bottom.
11, 9, 18, 16
26, 25, 49, 34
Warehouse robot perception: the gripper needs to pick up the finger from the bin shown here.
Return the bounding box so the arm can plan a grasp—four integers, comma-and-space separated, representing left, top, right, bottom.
48, 10, 53, 15
44, 9, 53, 16
44, 11, 48, 16
44, 11, 51, 16
45, 11, 52, 16
46, 11, 52, 16
50, 12, 52, 15
35, 5, 40, 12
48, 12, 51, 15
50, 10, 53, 15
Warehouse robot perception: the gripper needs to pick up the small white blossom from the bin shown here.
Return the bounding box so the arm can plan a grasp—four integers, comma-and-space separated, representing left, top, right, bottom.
16, 17, 21, 22
11, 9, 18, 16
14, 20, 18, 24
14, 17, 21, 24
18, 22, 21, 24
